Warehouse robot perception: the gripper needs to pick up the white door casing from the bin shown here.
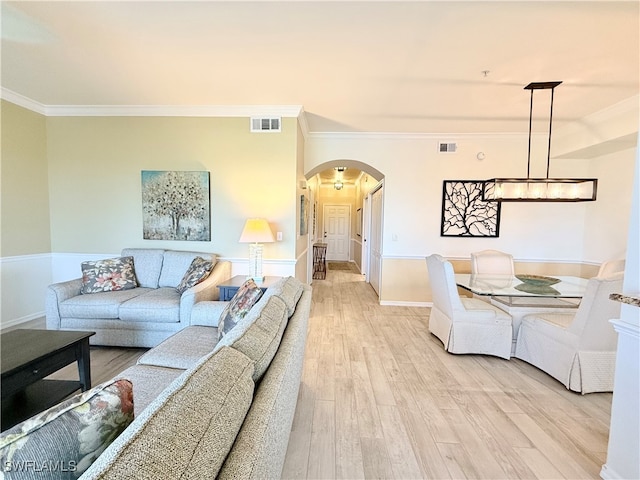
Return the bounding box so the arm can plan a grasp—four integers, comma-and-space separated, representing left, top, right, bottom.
361, 195, 370, 277
368, 184, 384, 296
323, 204, 350, 261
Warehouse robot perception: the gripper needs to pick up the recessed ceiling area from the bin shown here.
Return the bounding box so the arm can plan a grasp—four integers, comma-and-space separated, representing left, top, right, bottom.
1, 1, 638, 135
317, 167, 363, 188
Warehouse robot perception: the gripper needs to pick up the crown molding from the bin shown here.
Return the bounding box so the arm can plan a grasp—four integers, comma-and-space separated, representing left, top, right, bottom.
46, 105, 301, 118
297, 106, 310, 139
556, 94, 639, 138
1, 88, 47, 115
306, 131, 527, 140
42, 104, 304, 118
0, 89, 302, 118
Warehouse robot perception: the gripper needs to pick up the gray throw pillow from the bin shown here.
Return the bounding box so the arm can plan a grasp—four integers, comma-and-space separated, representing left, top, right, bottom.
176, 256, 214, 294
80, 256, 138, 294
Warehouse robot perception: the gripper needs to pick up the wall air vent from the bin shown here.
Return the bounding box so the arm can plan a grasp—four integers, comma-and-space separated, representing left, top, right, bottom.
250, 117, 281, 132
438, 142, 457, 153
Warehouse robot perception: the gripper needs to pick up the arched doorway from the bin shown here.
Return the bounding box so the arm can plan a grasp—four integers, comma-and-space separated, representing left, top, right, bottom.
305, 160, 385, 295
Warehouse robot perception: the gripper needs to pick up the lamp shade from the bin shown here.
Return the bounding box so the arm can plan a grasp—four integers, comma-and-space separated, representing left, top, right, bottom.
239, 218, 275, 243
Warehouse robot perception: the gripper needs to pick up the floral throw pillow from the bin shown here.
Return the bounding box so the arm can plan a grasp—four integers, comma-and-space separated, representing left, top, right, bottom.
176, 256, 214, 295
80, 256, 138, 294
0, 379, 134, 479
218, 279, 264, 340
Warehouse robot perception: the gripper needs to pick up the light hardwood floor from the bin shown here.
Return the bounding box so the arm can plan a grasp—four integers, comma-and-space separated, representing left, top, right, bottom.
22, 264, 612, 479
282, 264, 612, 480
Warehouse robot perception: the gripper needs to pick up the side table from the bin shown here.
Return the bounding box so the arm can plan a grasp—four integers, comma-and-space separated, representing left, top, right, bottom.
218, 275, 282, 301
312, 243, 327, 280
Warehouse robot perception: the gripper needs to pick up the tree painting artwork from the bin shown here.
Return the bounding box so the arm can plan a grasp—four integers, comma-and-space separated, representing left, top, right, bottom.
141, 171, 211, 241
441, 180, 501, 237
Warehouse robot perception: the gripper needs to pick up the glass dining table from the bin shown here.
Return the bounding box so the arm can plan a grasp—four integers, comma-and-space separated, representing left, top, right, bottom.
454, 273, 589, 356
454, 273, 589, 307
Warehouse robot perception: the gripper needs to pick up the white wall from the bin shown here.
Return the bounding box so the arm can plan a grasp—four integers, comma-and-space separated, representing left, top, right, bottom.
583, 148, 636, 263
306, 133, 611, 262
0, 255, 52, 328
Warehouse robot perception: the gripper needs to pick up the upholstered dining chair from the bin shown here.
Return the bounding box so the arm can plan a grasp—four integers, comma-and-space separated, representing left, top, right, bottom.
426, 254, 513, 359
470, 249, 515, 275
514, 272, 623, 394
597, 259, 625, 277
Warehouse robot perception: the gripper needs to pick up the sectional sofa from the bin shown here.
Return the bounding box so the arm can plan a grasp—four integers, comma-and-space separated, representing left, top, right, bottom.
1, 276, 312, 479
46, 248, 231, 347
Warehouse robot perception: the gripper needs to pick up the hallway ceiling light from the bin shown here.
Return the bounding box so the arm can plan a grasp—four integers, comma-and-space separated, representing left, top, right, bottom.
482, 82, 597, 202
334, 181, 344, 190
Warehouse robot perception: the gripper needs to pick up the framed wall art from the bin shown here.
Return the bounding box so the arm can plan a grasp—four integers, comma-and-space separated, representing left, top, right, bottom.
441, 180, 501, 237
141, 170, 211, 241
299, 194, 309, 236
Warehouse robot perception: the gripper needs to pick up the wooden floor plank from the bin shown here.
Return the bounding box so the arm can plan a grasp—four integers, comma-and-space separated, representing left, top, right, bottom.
335, 378, 366, 480
360, 437, 395, 480
390, 380, 453, 479
508, 412, 595, 479
306, 399, 336, 479
441, 407, 510, 479
377, 404, 423, 479
513, 446, 566, 480
436, 441, 477, 479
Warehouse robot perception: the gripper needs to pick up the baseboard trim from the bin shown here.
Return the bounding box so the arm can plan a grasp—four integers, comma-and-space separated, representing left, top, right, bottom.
379, 300, 432, 308
600, 463, 626, 480
1, 312, 45, 331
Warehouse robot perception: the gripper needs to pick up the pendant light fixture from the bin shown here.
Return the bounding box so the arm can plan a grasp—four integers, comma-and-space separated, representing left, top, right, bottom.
483, 81, 597, 202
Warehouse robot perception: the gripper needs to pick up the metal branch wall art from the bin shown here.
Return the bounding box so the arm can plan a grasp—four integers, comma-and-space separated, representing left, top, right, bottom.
441, 180, 501, 237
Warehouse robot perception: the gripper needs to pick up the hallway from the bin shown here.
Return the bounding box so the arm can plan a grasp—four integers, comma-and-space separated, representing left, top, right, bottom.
282, 264, 612, 479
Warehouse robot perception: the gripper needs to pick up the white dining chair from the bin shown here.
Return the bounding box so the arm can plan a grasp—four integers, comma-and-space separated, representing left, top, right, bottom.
597, 259, 625, 278
426, 254, 513, 359
470, 249, 515, 275
514, 272, 623, 394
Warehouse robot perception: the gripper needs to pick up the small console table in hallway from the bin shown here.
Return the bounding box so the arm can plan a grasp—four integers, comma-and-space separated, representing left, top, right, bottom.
312, 243, 327, 280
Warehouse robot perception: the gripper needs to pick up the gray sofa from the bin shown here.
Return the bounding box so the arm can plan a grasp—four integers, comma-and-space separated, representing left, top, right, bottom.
80, 276, 312, 479
46, 248, 231, 348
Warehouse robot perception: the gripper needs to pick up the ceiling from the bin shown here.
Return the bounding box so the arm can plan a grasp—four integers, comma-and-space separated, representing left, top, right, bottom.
317, 166, 363, 186
2, 1, 638, 138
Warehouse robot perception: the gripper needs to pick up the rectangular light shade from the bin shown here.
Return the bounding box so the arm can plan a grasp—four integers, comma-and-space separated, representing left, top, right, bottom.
238, 218, 275, 243
482, 178, 598, 202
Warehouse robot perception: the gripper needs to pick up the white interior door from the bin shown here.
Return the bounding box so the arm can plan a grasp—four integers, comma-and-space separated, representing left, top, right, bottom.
323, 204, 350, 261
368, 185, 383, 295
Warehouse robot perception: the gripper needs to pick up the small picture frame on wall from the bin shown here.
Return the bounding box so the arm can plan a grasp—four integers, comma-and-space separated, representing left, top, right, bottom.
441, 180, 501, 237
299, 194, 309, 236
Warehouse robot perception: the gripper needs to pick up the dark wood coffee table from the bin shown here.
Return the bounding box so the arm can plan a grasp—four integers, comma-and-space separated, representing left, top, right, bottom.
1, 329, 95, 431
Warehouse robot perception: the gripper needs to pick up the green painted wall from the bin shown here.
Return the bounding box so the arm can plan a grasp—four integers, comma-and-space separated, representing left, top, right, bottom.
1, 100, 50, 257
45, 115, 299, 259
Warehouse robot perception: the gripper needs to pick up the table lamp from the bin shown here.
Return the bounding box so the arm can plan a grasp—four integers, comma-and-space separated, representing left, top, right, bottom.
239, 218, 275, 282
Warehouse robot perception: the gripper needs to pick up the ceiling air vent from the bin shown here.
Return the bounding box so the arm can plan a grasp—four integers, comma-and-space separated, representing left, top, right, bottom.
438, 142, 457, 153
250, 117, 281, 133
